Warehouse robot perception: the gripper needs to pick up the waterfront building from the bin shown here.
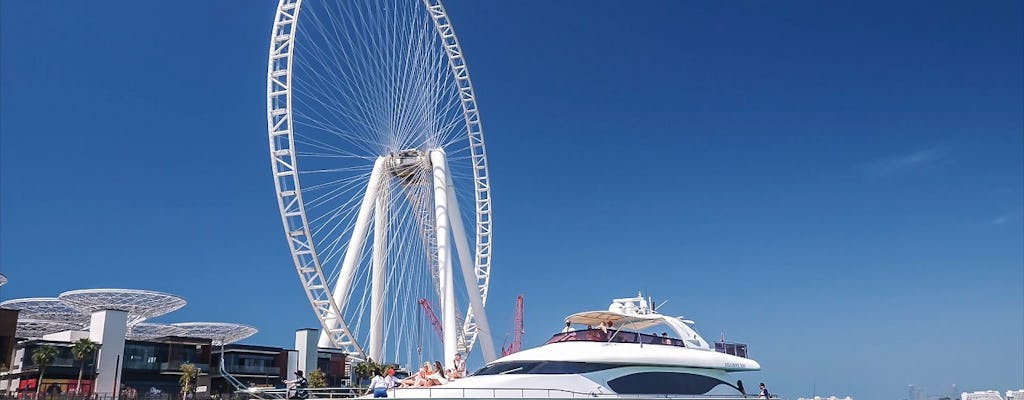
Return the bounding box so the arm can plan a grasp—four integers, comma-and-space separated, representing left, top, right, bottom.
2, 331, 350, 398
0, 289, 350, 398
962, 390, 1024, 400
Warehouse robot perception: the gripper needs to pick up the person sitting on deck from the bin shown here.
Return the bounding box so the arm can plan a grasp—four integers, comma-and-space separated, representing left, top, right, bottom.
400, 363, 432, 387
450, 353, 467, 379
426, 361, 448, 386
384, 368, 398, 388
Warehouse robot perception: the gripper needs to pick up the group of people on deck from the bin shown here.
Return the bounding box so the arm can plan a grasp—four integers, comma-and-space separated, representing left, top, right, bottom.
558, 320, 684, 346
366, 353, 468, 397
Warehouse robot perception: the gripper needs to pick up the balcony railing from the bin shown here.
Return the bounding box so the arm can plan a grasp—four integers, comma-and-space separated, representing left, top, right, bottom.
222, 365, 280, 376
123, 360, 161, 371
160, 361, 210, 372
24, 358, 76, 369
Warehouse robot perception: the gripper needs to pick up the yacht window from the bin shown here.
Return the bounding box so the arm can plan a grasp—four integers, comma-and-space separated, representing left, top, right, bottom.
471, 361, 541, 376
471, 361, 619, 376
530, 361, 618, 374
546, 330, 686, 347
607, 372, 735, 395
608, 331, 637, 343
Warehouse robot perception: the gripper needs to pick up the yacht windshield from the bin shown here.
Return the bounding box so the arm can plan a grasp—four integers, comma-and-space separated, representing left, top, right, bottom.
545, 329, 686, 347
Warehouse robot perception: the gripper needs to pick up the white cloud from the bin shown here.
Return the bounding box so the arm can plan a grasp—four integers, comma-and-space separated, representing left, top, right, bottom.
990, 213, 1021, 225
860, 148, 947, 177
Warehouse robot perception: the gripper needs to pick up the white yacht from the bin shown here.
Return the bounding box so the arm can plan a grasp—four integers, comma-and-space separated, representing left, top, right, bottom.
387, 293, 763, 399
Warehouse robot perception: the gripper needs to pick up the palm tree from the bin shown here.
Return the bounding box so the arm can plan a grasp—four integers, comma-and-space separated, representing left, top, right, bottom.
307, 369, 327, 389
70, 338, 98, 395
179, 363, 200, 399
352, 359, 380, 386
31, 345, 59, 398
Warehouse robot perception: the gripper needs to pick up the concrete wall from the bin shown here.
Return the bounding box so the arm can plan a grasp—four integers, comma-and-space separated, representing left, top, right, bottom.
294, 329, 318, 376
89, 310, 128, 397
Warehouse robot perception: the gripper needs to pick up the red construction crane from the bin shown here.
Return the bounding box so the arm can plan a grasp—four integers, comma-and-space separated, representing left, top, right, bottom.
502, 295, 525, 356
418, 298, 444, 341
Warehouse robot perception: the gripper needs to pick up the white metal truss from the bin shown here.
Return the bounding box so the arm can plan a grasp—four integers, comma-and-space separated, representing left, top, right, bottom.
266, 0, 364, 358
267, 0, 495, 364
1, 297, 91, 327
127, 323, 188, 341
58, 289, 186, 325
172, 322, 258, 346
15, 319, 81, 339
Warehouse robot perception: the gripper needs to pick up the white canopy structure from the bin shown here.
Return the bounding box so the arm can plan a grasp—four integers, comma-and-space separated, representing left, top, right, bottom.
1, 297, 90, 327
15, 318, 81, 339
565, 294, 711, 350
172, 322, 257, 345
127, 323, 188, 341
58, 289, 186, 325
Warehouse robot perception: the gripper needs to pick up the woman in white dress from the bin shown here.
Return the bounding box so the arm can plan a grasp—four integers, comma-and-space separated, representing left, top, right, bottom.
426, 361, 448, 386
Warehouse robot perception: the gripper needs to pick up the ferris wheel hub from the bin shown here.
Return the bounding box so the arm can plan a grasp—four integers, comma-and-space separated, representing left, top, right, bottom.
387, 149, 430, 183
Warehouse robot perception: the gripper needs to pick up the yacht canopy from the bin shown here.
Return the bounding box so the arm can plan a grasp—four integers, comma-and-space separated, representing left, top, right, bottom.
565, 310, 666, 330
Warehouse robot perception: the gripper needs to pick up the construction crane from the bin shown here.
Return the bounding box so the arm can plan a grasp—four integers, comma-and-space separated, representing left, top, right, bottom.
417, 299, 473, 355
418, 298, 444, 341
501, 295, 525, 356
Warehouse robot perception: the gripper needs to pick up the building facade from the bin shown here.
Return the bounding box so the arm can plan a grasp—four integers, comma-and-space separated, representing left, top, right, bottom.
1, 335, 349, 399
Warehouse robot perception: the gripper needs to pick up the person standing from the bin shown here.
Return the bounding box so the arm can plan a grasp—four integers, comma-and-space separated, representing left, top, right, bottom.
758, 382, 770, 399
282, 371, 308, 399
367, 370, 388, 398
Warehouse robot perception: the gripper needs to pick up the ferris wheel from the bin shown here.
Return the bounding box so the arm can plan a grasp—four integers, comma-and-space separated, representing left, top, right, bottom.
266, 0, 496, 369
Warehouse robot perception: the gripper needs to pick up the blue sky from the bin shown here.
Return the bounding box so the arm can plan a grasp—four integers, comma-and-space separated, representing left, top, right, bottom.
1, 1, 1021, 399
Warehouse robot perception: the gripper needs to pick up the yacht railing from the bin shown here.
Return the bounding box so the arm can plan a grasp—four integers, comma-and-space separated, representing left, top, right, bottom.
247, 386, 779, 400
238, 387, 363, 400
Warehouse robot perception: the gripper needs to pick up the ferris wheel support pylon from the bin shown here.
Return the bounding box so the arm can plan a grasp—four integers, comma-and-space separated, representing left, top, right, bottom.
370, 182, 389, 362
318, 157, 386, 349
313, 156, 385, 351
446, 162, 497, 363
430, 150, 458, 368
